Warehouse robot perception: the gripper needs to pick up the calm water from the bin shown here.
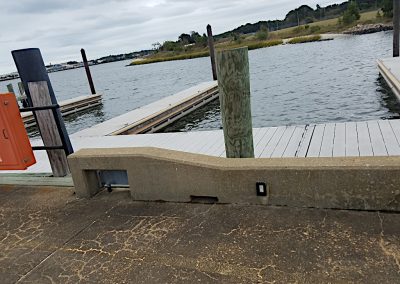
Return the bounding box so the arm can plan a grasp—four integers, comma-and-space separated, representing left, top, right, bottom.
1, 31, 399, 135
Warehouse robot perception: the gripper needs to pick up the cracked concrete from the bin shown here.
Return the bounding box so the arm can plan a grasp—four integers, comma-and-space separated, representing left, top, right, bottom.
0, 185, 399, 283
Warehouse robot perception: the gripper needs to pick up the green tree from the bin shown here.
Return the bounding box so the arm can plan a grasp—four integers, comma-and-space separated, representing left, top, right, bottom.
342, 1, 360, 25
256, 25, 269, 40
382, 0, 393, 18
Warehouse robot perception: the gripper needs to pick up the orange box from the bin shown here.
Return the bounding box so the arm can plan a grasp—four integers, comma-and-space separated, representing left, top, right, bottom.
0, 93, 36, 170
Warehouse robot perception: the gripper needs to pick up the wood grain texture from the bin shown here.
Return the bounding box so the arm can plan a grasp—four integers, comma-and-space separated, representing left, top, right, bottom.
216, 47, 254, 158
28, 81, 69, 177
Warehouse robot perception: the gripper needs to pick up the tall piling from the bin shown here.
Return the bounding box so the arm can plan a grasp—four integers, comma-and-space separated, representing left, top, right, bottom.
80, 48, 96, 94
394, 0, 400, 57
12, 48, 74, 156
216, 47, 254, 158
207, 24, 217, 81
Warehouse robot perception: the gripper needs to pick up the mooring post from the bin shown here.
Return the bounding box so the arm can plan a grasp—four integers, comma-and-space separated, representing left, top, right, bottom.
80, 48, 96, 95
216, 47, 254, 158
28, 81, 70, 177
6, 83, 15, 93
394, 0, 400, 57
12, 48, 74, 156
207, 24, 218, 81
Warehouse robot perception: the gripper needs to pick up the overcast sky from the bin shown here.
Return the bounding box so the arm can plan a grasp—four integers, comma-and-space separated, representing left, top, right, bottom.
1, 0, 339, 73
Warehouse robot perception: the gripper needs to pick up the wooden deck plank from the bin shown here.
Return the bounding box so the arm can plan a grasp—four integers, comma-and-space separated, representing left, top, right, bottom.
307, 124, 325, 157
356, 122, 373, 157
378, 120, 400, 156
345, 122, 359, 157
271, 126, 296, 158
259, 127, 286, 158
282, 126, 306, 158
255, 127, 278, 158
333, 123, 346, 157
296, 125, 315, 157
319, 123, 335, 157
182, 131, 216, 152
367, 121, 388, 156
389, 120, 400, 148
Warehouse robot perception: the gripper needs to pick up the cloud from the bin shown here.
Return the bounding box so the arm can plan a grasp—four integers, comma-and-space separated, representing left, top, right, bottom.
0, 0, 339, 73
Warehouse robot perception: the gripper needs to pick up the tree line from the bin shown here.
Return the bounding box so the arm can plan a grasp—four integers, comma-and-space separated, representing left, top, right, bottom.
153, 0, 394, 52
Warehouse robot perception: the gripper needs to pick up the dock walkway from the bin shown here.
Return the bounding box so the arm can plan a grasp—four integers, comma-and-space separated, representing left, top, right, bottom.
22, 93, 102, 128
12, 118, 400, 173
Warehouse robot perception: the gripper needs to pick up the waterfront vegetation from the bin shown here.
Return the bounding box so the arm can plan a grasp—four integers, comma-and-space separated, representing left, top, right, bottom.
288, 35, 322, 44
131, 0, 393, 66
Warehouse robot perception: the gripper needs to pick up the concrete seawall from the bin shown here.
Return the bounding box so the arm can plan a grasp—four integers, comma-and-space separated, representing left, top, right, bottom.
68, 147, 400, 211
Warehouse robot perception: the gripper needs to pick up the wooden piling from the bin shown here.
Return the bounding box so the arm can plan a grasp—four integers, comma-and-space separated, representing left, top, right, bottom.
80, 48, 96, 94
394, 0, 400, 57
207, 24, 218, 81
28, 81, 70, 177
216, 47, 254, 158
6, 83, 15, 94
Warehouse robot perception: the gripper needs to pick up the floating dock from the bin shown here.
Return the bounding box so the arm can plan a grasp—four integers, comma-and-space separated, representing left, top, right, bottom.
2, 81, 400, 174
5, 119, 400, 174
377, 57, 400, 100
73, 81, 218, 137
21, 94, 102, 128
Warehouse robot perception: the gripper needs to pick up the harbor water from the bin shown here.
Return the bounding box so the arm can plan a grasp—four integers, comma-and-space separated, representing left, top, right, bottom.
1, 31, 399, 135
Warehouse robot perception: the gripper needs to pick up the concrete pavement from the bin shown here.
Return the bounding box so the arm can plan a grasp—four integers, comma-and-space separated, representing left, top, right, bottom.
0, 185, 399, 283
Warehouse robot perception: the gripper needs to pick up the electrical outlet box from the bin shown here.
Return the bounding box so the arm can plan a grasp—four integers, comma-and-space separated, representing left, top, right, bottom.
256, 182, 267, 197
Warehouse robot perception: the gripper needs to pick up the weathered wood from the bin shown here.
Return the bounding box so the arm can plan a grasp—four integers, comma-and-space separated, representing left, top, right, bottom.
394, 0, 400, 57
28, 81, 70, 177
207, 24, 217, 81
81, 48, 96, 95
6, 83, 15, 94
216, 47, 254, 158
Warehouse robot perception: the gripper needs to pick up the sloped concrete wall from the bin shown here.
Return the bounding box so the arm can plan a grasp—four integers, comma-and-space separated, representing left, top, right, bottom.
68, 147, 400, 211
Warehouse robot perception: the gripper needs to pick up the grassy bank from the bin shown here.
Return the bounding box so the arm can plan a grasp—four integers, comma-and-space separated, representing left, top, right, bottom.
131, 39, 284, 66
130, 10, 386, 66
287, 35, 322, 44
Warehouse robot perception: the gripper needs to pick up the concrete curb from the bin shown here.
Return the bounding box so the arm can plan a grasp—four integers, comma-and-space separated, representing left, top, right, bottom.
68, 147, 400, 211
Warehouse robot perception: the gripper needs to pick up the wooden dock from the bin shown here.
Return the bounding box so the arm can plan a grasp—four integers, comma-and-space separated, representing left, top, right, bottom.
21, 94, 102, 128
73, 81, 218, 137
377, 58, 400, 100
4, 118, 400, 174
2, 81, 400, 175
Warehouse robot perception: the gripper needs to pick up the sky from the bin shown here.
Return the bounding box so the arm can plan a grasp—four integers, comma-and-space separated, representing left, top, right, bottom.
0, 0, 340, 73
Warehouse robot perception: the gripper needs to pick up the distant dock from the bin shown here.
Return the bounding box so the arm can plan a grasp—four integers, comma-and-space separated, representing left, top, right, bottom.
377, 57, 400, 100
22, 93, 102, 128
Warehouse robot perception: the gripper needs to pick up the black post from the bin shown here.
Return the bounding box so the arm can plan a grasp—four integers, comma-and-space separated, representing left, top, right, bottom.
11, 48, 74, 155
80, 48, 96, 95
207, 24, 218, 81
394, 0, 400, 57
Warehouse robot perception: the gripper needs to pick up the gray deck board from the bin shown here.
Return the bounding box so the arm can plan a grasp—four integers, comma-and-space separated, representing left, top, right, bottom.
307, 124, 325, 157
296, 125, 315, 157
271, 126, 296, 158
3, 119, 400, 175
356, 122, 373, 157
319, 123, 335, 157
378, 120, 400, 156
259, 127, 286, 158
333, 123, 346, 157
368, 121, 388, 156
282, 126, 306, 158
345, 122, 359, 157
